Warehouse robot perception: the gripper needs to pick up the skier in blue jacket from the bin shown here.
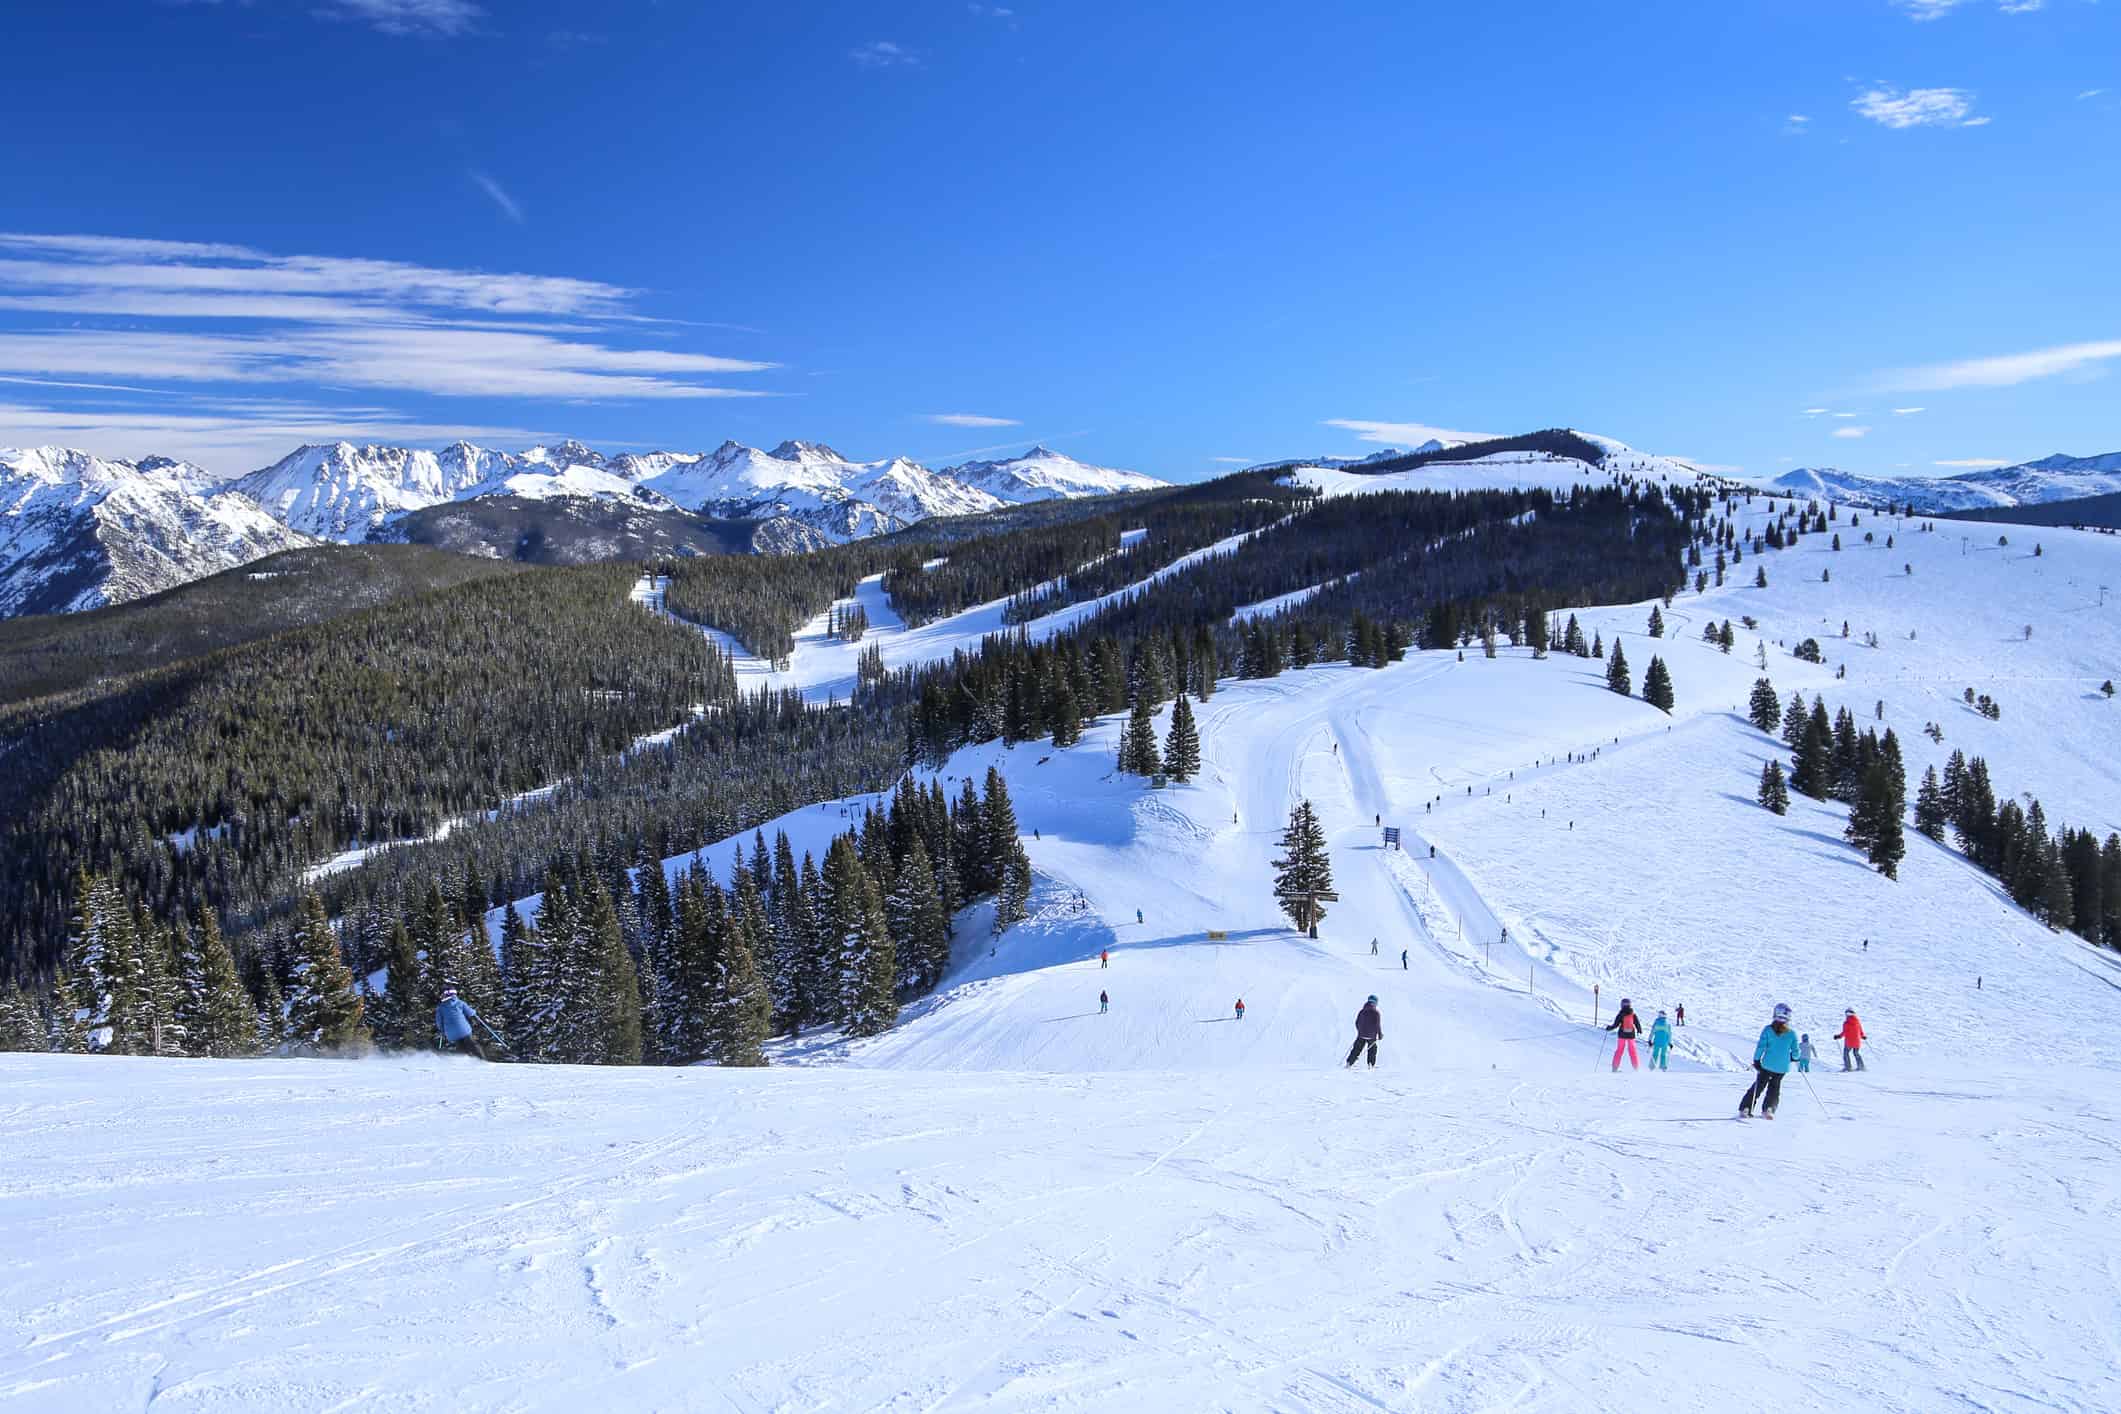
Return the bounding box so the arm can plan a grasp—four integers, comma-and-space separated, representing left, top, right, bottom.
435, 987, 486, 1060
1648, 1011, 1673, 1071
1738, 1002, 1800, 1119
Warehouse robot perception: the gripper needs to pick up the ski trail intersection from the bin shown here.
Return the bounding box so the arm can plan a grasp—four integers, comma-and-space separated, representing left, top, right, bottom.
6, 487, 2121, 1411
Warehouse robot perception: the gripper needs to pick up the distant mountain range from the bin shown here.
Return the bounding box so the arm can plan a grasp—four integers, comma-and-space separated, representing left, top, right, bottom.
1760, 452, 2121, 514
0, 439, 1163, 619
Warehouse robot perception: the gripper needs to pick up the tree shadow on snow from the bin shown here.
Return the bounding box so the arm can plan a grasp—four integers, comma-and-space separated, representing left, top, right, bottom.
1039, 1012, 1104, 1024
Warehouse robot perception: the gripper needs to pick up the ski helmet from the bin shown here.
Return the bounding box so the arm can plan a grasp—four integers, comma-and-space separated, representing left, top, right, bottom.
440, 988, 458, 1001
1772, 1002, 1791, 1022
1619, 998, 1632, 1008
1366, 995, 1378, 1005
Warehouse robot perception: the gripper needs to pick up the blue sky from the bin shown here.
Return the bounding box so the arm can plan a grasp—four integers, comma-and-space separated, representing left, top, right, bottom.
0, 0, 2114, 480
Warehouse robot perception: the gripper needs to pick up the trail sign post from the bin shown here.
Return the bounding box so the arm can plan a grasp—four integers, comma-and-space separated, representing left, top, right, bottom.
1297, 889, 1339, 940
1382, 826, 1401, 849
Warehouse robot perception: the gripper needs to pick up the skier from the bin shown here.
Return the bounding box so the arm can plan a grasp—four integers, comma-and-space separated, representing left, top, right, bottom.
1797, 1033, 1817, 1073
435, 986, 485, 1060
1100, 949, 1109, 969
1648, 1010, 1672, 1071
1605, 997, 1646, 1071
1839, 1008, 1868, 1071
1136, 908, 1143, 925
1100, 990, 1109, 1015
1675, 1003, 1686, 1028
1370, 937, 1379, 956
1400, 949, 1408, 971
1739, 1003, 1801, 1119
1345, 995, 1382, 1068
1234, 998, 1245, 1021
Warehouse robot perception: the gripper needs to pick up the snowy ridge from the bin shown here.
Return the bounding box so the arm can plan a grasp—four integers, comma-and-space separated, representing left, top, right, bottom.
1755, 451, 2121, 514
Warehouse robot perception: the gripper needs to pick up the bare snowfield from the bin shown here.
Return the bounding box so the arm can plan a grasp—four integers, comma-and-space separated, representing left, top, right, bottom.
7, 463, 2121, 1412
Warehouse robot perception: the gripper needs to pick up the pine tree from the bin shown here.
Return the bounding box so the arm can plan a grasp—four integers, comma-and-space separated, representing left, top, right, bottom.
980, 766, 1022, 894
1162, 692, 1202, 782
1605, 639, 1631, 696
825, 837, 896, 1036
2039, 843, 2075, 931
1272, 799, 1335, 937
1793, 706, 1833, 800
284, 891, 368, 1055
953, 779, 989, 895
255, 967, 286, 1054
368, 919, 430, 1052
1757, 759, 1790, 815
993, 842, 1033, 937
1646, 605, 1665, 637
1118, 695, 1162, 776
1642, 655, 1675, 712
887, 837, 951, 991
582, 879, 643, 1065
1781, 691, 1808, 750
1048, 674, 1082, 748
708, 906, 772, 1067
1748, 678, 1782, 734
1914, 766, 1947, 842
0, 985, 44, 1051
65, 870, 150, 1054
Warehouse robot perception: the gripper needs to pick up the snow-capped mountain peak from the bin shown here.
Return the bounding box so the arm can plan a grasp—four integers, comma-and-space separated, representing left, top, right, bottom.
940, 445, 1166, 503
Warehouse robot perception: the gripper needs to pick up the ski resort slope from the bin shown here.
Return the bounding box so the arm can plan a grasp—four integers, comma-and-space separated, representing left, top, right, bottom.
9, 481, 2121, 1411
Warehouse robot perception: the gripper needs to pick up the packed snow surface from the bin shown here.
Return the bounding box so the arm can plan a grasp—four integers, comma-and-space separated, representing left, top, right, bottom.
7, 479, 2121, 1411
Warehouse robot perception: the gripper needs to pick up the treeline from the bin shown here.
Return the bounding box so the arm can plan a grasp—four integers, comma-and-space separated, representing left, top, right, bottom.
661, 538, 916, 665
1345, 428, 1610, 476
1916, 751, 2120, 944
2, 769, 1036, 1066
1, 565, 731, 981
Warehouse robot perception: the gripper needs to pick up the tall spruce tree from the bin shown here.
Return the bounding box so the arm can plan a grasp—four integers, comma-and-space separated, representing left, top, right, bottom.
993, 842, 1033, 937
1272, 799, 1335, 937
1163, 693, 1202, 782
1642, 655, 1675, 712
284, 891, 368, 1055
184, 908, 257, 1059
1605, 640, 1631, 696
1913, 766, 1947, 842
581, 879, 643, 1065
1118, 695, 1163, 776
887, 837, 951, 991
825, 837, 897, 1036
1758, 759, 1790, 815
709, 906, 772, 1067
0, 987, 42, 1052
1748, 678, 1782, 734
370, 920, 431, 1052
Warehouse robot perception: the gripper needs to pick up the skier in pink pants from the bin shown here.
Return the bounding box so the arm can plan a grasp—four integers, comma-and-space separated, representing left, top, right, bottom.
1605, 998, 1646, 1071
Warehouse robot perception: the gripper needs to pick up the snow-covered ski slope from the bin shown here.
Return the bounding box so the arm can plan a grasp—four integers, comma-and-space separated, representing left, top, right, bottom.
8, 458, 2121, 1413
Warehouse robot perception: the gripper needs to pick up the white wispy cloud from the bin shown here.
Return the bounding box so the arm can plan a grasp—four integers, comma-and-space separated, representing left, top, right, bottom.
1879, 338, 2121, 390
1784, 114, 1812, 135
1322, 418, 1499, 445
2079, 89, 2107, 101
1801, 407, 1830, 416
967, 3, 1015, 15
1894, 0, 2043, 19
1674, 459, 1746, 474
1832, 411, 1860, 418
1852, 86, 1985, 128
0, 400, 550, 475
923, 413, 1020, 428
849, 40, 918, 68
315, 0, 484, 37
1935, 457, 2012, 467
1833, 426, 1873, 439
1892, 406, 1926, 415
1211, 456, 1255, 465
469, 171, 524, 224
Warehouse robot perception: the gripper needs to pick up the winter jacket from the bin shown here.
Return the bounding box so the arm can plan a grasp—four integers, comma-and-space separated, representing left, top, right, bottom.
1753, 1023, 1800, 1074
436, 995, 478, 1043
1839, 1014, 1866, 1048
1354, 1003, 1383, 1041
1606, 1006, 1644, 1039
1649, 1018, 1672, 1048
1799, 1038, 1818, 1063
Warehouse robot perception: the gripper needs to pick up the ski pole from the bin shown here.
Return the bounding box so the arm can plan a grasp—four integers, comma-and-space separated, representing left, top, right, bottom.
477, 1017, 511, 1053
1799, 1066, 1832, 1119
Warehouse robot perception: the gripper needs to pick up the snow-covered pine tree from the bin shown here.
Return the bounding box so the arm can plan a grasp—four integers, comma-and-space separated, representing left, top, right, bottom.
767, 833, 807, 1030
581, 878, 643, 1065
283, 891, 368, 1055
1781, 691, 1808, 749
886, 837, 950, 991
825, 837, 897, 1036
993, 842, 1033, 937
254, 967, 286, 1055
65, 870, 151, 1054
980, 766, 1021, 890
953, 779, 989, 895
135, 911, 186, 1057
1272, 799, 1334, 937
709, 901, 772, 1067
0, 986, 41, 1052
1163, 692, 1202, 782
1591, 630, 1604, 659
1642, 655, 1675, 712
1605, 639, 1632, 696
1748, 678, 1782, 734
1119, 695, 1162, 776
1757, 759, 1790, 815
1564, 614, 1587, 656
1647, 605, 1665, 637
1853, 762, 1906, 879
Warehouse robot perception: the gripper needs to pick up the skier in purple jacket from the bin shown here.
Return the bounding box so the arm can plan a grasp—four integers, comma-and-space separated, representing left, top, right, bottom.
1344, 996, 1382, 1069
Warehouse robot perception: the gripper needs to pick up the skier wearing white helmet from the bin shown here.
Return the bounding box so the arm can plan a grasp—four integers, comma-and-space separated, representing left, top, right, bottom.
1738, 1002, 1800, 1119
1344, 995, 1382, 1069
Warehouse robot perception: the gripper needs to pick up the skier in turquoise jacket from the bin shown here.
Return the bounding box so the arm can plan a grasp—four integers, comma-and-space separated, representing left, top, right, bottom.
1648, 1011, 1673, 1071
1738, 1003, 1800, 1119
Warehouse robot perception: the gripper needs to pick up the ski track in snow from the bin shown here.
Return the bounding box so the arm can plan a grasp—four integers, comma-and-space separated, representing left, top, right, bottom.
12, 473, 2121, 1411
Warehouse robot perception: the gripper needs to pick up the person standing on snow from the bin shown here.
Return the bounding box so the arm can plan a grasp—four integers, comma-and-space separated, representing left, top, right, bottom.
1100, 949, 1109, 969
1648, 1010, 1673, 1071
435, 987, 485, 1060
1605, 997, 1647, 1071
1370, 938, 1379, 956
1345, 995, 1382, 1068
1234, 998, 1245, 1021
1839, 1009, 1867, 1071
1100, 990, 1109, 1015
1400, 948, 1408, 971
1797, 1033, 1817, 1073
1739, 1003, 1800, 1119
1675, 1003, 1686, 1028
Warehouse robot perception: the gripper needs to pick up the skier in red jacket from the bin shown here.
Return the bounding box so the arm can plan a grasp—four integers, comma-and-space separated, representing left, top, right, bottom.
1839, 1009, 1867, 1071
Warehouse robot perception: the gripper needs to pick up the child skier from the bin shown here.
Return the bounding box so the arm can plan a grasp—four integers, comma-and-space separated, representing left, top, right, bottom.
1739, 1003, 1801, 1119
1100, 990, 1109, 1014
1345, 995, 1382, 1068
1648, 1010, 1672, 1071
1675, 1003, 1686, 1027
1605, 997, 1646, 1071
1797, 1033, 1817, 1073
1234, 998, 1245, 1021
435, 987, 485, 1060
